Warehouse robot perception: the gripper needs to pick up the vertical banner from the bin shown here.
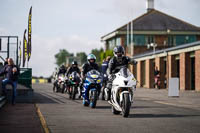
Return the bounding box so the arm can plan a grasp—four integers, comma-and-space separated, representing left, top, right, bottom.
28, 6, 32, 61
23, 29, 27, 67
19, 41, 22, 67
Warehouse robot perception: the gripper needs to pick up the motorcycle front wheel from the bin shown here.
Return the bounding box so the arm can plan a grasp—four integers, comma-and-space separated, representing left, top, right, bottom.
90, 90, 97, 108
61, 84, 65, 93
122, 93, 131, 117
72, 86, 77, 100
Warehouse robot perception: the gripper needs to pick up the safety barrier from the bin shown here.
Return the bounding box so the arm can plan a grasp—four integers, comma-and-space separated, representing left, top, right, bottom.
32, 78, 48, 84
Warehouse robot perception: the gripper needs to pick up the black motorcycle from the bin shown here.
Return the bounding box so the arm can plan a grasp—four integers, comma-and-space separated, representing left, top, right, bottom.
67, 71, 81, 100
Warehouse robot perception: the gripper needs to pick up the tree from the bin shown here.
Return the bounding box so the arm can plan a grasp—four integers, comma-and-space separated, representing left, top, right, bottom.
55, 49, 72, 66
76, 52, 87, 65
100, 49, 113, 63
91, 48, 104, 64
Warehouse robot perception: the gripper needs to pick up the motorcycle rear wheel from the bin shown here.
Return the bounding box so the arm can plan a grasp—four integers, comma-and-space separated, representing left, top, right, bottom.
101, 88, 105, 100
72, 86, 77, 100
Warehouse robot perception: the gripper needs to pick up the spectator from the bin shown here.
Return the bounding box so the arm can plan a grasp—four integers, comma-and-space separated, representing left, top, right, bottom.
4, 58, 8, 66
101, 56, 111, 75
0, 58, 20, 105
154, 66, 160, 76
154, 66, 160, 89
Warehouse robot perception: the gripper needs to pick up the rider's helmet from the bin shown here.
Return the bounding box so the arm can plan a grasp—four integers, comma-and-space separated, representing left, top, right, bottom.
71, 61, 78, 68
113, 45, 125, 59
60, 64, 65, 69
87, 54, 96, 65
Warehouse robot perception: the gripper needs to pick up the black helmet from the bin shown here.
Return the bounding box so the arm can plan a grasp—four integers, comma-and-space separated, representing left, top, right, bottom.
60, 64, 65, 69
113, 45, 125, 58
72, 61, 78, 65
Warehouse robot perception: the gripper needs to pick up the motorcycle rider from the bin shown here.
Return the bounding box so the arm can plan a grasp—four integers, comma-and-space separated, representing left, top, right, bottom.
57, 64, 67, 76
66, 61, 81, 77
53, 68, 59, 92
56, 64, 67, 92
107, 45, 137, 92
82, 54, 99, 77
66, 61, 81, 96
81, 54, 100, 99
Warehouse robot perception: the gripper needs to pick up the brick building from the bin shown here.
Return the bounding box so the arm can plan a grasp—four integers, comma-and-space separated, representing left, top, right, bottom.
101, 0, 200, 91
101, 9, 200, 55
133, 41, 200, 91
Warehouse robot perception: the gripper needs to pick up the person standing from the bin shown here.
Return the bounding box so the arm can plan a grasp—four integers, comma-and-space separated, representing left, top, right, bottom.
0, 58, 20, 105
101, 56, 111, 75
4, 58, 8, 66
154, 66, 160, 89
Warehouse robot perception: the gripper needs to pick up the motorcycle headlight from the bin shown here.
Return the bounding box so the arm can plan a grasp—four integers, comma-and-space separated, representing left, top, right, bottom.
97, 79, 101, 83
132, 78, 136, 81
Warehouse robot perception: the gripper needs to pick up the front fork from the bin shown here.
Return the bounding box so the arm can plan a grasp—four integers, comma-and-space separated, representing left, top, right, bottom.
119, 89, 134, 104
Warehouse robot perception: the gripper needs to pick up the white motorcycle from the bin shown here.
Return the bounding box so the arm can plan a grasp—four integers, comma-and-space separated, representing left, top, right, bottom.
108, 66, 137, 117
57, 74, 67, 93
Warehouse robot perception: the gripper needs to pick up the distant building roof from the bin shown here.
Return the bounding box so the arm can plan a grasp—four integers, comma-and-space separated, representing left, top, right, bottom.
119, 9, 200, 32
102, 9, 200, 40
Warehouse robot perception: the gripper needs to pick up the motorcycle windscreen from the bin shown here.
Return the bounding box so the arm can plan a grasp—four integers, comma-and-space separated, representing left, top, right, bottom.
119, 68, 129, 78
87, 69, 100, 78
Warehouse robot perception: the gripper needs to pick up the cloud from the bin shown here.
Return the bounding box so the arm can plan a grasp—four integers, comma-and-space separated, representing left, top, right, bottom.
112, 0, 146, 20
0, 27, 9, 35
29, 34, 103, 77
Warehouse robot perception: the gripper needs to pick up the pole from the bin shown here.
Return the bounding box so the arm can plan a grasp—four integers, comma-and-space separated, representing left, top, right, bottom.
131, 21, 133, 56
7, 36, 10, 58
127, 22, 129, 51
16, 37, 18, 66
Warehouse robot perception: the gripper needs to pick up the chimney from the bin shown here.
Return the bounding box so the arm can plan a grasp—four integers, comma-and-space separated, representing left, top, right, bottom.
146, 0, 154, 12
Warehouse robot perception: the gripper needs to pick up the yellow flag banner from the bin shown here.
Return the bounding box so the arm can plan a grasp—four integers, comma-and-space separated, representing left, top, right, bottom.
19, 41, 22, 67
23, 29, 27, 67
28, 6, 32, 61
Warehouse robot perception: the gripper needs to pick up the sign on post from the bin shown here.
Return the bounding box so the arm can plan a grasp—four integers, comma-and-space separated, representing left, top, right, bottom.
168, 78, 179, 97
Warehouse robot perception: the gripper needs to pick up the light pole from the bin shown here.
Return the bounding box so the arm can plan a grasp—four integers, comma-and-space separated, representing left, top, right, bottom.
147, 43, 157, 55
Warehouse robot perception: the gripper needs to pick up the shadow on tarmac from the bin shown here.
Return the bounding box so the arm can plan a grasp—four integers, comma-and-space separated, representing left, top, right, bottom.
128, 113, 200, 118
132, 106, 166, 109
95, 105, 111, 109
33, 92, 60, 104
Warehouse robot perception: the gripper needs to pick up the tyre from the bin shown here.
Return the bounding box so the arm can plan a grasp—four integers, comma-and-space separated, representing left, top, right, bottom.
61, 84, 65, 93
101, 88, 105, 100
83, 99, 89, 106
122, 93, 131, 117
72, 86, 77, 100
105, 88, 111, 101
112, 106, 120, 115
90, 90, 97, 108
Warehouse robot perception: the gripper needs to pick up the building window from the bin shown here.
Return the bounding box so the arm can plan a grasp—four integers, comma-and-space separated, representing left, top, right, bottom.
168, 35, 175, 46
146, 35, 155, 44
132, 35, 146, 46
108, 39, 116, 50
116, 37, 121, 46
175, 35, 197, 46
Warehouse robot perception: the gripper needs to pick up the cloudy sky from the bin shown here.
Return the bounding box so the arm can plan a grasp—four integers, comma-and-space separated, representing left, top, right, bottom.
0, 0, 200, 77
